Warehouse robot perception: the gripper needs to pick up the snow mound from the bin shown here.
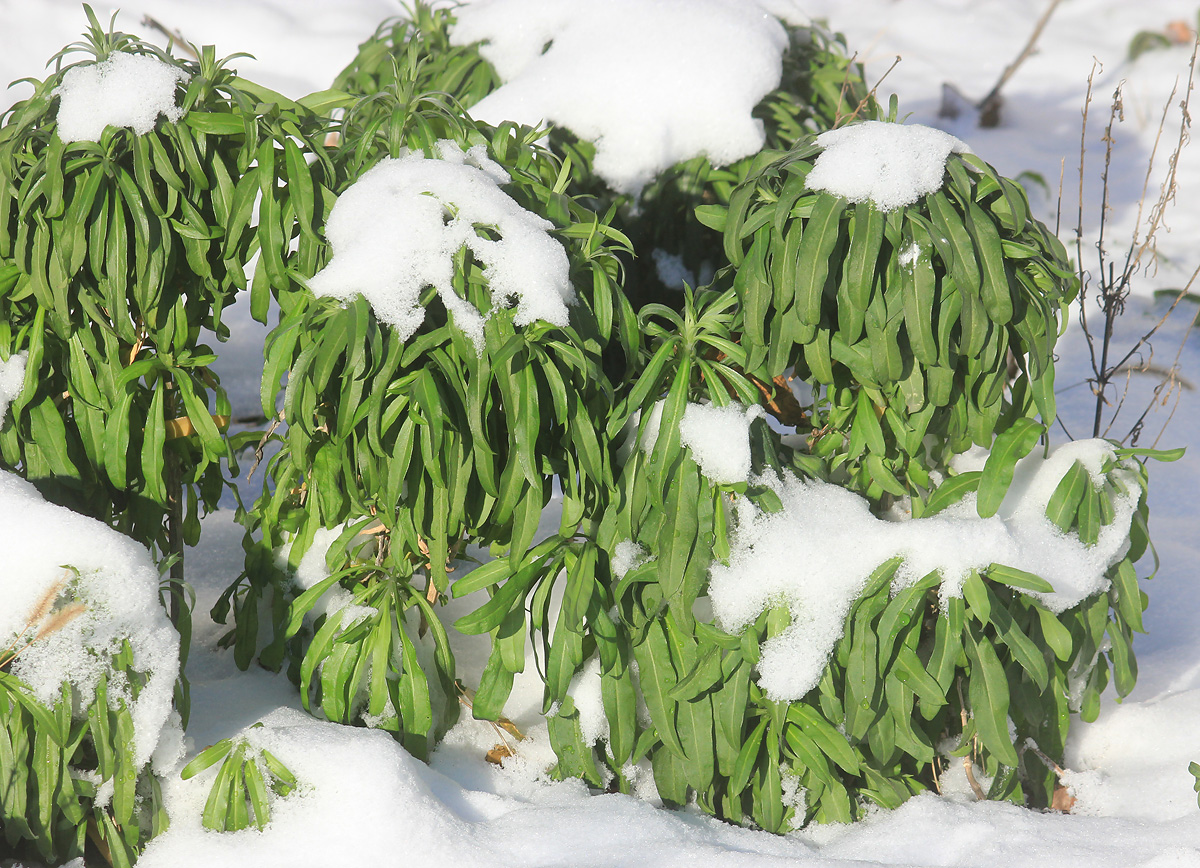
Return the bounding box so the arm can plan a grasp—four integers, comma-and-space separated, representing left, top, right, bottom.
54, 51, 187, 142
450, 0, 791, 195
0, 470, 181, 772
679, 401, 765, 484
805, 121, 970, 211
709, 440, 1140, 701
308, 141, 573, 351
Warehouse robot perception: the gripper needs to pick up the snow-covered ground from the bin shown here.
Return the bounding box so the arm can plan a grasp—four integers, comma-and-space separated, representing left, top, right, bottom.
3, 0, 1200, 865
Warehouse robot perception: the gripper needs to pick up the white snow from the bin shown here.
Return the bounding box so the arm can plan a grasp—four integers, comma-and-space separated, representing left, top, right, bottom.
611, 539, 649, 579
307, 142, 573, 350
0, 351, 26, 421
292, 526, 376, 628
679, 401, 765, 485
0, 471, 181, 773
651, 248, 695, 290
449, 0, 791, 194
54, 51, 186, 142
709, 440, 1139, 702
4, 1, 1200, 866
805, 121, 970, 211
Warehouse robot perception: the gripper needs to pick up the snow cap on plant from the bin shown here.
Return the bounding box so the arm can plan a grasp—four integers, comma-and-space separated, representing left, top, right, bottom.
307, 140, 574, 351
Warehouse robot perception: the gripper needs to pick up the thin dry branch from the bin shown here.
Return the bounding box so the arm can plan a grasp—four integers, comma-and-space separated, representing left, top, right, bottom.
835, 55, 901, 128
141, 15, 199, 60
977, 0, 1066, 127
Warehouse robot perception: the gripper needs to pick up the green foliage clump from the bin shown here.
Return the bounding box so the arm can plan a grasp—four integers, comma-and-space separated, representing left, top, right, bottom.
708, 135, 1078, 505
215, 88, 633, 757
180, 725, 297, 832
1, 628, 169, 867
0, 8, 325, 564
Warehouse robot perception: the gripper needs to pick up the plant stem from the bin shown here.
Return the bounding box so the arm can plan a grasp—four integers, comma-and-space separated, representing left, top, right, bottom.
166, 445, 185, 630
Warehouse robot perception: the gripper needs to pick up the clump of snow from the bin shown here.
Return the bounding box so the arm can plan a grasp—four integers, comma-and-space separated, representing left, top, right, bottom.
54, 51, 187, 143
679, 402, 765, 484
611, 539, 650, 578
651, 249, 696, 290
708, 440, 1141, 701
450, 0, 791, 194
805, 121, 970, 212
308, 141, 573, 351
0, 471, 181, 772
0, 351, 26, 421
292, 526, 376, 628
568, 656, 607, 746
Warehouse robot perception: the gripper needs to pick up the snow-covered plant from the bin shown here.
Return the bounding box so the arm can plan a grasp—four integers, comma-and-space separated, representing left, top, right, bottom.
706, 121, 1078, 505
179, 724, 297, 832
332, 1, 875, 306
215, 89, 631, 756
453, 120, 1176, 828
0, 9, 327, 623
0, 471, 182, 866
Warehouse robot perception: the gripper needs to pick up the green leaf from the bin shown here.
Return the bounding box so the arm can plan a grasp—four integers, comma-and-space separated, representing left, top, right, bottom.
977, 419, 1044, 518
986, 563, 1054, 594
794, 194, 847, 326
965, 632, 1019, 766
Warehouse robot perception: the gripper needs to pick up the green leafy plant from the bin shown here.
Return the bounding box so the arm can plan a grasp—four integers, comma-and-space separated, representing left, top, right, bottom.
1, 579, 169, 867
180, 725, 297, 832
215, 86, 632, 757
704, 127, 1077, 505
454, 124, 1173, 830
0, 9, 327, 631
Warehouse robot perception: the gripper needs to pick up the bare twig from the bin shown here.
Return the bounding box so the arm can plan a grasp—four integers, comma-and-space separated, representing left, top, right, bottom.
141, 15, 199, 60
976, 0, 1066, 127
835, 55, 901, 128
1076, 38, 1199, 442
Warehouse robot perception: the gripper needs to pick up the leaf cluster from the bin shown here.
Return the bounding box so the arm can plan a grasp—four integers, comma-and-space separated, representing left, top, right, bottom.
1, 639, 168, 866
180, 725, 296, 832
710, 140, 1078, 503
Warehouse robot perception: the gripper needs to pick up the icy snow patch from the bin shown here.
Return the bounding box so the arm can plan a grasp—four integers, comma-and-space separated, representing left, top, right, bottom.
292, 526, 376, 628
307, 142, 573, 351
651, 249, 696, 290
55, 51, 186, 142
679, 402, 765, 484
805, 121, 970, 212
450, 0, 790, 194
0, 471, 181, 771
0, 351, 26, 421
611, 539, 650, 579
709, 440, 1140, 701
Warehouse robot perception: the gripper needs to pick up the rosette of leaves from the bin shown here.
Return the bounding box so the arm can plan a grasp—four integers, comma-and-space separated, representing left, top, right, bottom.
0, 9, 330, 609
180, 725, 297, 832
708, 127, 1078, 506
214, 92, 632, 757
1, 632, 169, 867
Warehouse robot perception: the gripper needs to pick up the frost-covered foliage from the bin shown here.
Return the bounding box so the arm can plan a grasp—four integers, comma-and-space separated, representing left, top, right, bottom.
0, 470, 181, 865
